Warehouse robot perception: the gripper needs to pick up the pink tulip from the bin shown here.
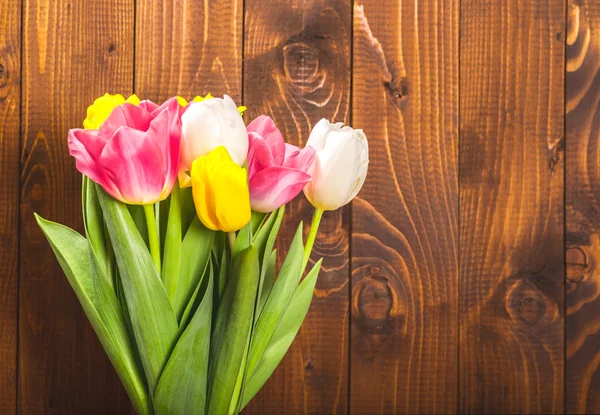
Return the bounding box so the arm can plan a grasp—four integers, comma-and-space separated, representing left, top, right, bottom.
68, 97, 181, 204
246, 115, 315, 212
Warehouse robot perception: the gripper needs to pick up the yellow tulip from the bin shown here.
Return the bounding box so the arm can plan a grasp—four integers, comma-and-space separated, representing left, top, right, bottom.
177, 93, 246, 114
83, 93, 140, 129
191, 146, 251, 232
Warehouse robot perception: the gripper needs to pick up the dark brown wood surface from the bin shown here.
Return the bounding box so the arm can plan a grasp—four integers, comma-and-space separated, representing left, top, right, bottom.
18, 0, 134, 412
135, 0, 242, 102
351, 1, 458, 414
243, 1, 351, 414
459, 0, 565, 413
0, 0, 21, 412
566, 1, 600, 414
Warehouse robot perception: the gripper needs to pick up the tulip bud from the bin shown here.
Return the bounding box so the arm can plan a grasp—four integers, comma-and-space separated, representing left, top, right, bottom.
180, 95, 248, 186
303, 119, 369, 211
191, 146, 251, 232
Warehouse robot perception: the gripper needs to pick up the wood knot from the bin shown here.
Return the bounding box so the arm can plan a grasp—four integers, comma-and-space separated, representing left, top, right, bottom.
357, 277, 393, 329
384, 76, 408, 101
304, 358, 314, 371
277, 8, 347, 107
0, 62, 8, 87
282, 42, 325, 95
352, 261, 406, 336
107, 43, 117, 55
31, 183, 43, 202
567, 246, 587, 284
505, 276, 558, 327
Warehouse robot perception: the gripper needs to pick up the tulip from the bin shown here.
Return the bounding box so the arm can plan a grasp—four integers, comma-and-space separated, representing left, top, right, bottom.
191, 146, 251, 232
180, 95, 248, 187
177, 93, 247, 114
246, 115, 315, 212
176, 93, 213, 108
83, 93, 141, 130
68, 97, 182, 205
303, 119, 369, 211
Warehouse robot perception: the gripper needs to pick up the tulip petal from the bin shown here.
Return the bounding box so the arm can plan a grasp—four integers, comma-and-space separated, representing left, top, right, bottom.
139, 100, 160, 113
99, 103, 153, 137
99, 107, 178, 204
247, 132, 275, 181
83, 93, 126, 130
247, 116, 285, 166
282, 144, 315, 172
68, 129, 123, 201
249, 167, 311, 212
213, 165, 251, 232
181, 96, 248, 170
191, 146, 250, 232
306, 118, 333, 151
69, 128, 109, 160
192, 178, 219, 231
307, 135, 362, 210
155, 98, 183, 198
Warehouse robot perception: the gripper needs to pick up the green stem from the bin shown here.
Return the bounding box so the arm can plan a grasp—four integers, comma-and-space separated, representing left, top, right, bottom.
144, 204, 161, 273
302, 208, 323, 272
227, 231, 236, 253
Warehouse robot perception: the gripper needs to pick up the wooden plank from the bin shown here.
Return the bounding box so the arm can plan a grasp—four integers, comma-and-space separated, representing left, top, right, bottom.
459, 1, 565, 413
0, 0, 21, 412
350, 0, 458, 413
135, 0, 243, 102
19, 0, 134, 412
565, 1, 600, 413
242, 1, 351, 413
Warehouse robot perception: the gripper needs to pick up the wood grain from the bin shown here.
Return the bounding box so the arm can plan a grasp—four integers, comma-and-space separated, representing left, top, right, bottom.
565, 1, 600, 413
135, 0, 243, 102
0, 0, 21, 412
243, 1, 351, 413
350, 1, 459, 413
459, 1, 565, 413
19, 0, 134, 412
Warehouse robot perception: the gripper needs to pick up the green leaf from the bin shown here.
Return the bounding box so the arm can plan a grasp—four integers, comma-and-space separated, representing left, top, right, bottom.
246, 223, 304, 379
240, 259, 322, 410
181, 186, 196, 234
212, 231, 226, 267
179, 259, 212, 332
232, 221, 252, 258
251, 211, 266, 235
128, 204, 149, 248
252, 207, 284, 321
35, 214, 151, 415
258, 249, 277, 313
172, 217, 215, 322
96, 185, 179, 394
154, 264, 214, 415
162, 183, 182, 299
252, 207, 284, 267
216, 243, 229, 308
82, 176, 109, 281
207, 245, 260, 415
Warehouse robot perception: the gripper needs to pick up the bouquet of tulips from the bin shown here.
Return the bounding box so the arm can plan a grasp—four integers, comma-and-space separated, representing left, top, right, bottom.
35, 93, 368, 414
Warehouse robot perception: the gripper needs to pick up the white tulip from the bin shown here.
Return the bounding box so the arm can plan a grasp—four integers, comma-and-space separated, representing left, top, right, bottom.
180, 95, 248, 181
303, 119, 369, 210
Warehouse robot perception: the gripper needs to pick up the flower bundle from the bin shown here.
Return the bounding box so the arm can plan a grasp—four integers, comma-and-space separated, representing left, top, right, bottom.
35, 93, 368, 415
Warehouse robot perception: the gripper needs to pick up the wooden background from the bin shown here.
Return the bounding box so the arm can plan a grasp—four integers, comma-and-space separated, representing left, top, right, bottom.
1, 0, 598, 413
